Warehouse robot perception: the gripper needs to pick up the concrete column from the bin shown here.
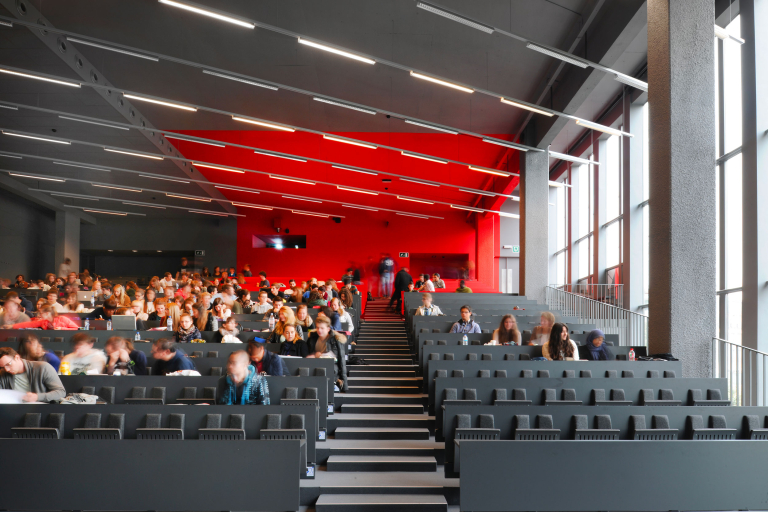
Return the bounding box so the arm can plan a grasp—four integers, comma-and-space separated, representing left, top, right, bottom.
593, 139, 606, 285
570, 163, 581, 286
624, 96, 647, 311
519, 149, 549, 303
648, 0, 717, 377
55, 211, 80, 275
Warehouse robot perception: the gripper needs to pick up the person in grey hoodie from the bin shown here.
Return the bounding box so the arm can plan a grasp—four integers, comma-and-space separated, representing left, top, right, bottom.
0, 347, 66, 402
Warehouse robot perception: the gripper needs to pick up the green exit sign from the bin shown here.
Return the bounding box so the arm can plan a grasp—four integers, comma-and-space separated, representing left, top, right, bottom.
512, 245, 520, 253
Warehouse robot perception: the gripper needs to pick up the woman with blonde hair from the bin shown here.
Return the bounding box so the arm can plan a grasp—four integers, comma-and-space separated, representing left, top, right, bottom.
266, 306, 304, 342
112, 284, 131, 307
63, 292, 84, 312
530, 311, 556, 346
166, 303, 183, 332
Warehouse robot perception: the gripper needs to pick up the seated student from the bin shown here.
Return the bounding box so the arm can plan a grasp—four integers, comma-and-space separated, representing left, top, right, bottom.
104, 336, 147, 376
87, 298, 118, 321
0, 347, 66, 402
307, 290, 327, 307
159, 272, 175, 289
295, 304, 314, 330
262, 297, 285, 322
252, 290, 272, 315
242, 264, 252, 278
279, 324, 309, 357
307, 316, 347, 392
17, 335, 61, 372
450, 305, 481, 334
432, 273, 446, 289
325, 279, 339, 300
175, 313, 202, 343
12, 305, 79, 331
266, 307, 304, 342
0, 294, 31, 327
234, 289, 253, 314
61, 333, 108, 375
333, 300, 355, 334
62, 292, 84, 312
302, 283, 317, 302
129, 301, 148, 331
267, 284, 284, 303
45, 290, 65, 313
585, 329, 612, 360
318, 305, 342, 332
211, 297, 231, 323
211, 316, 242, 343
415, 293, 443, 316
542, 323, 580, 361
258, 271, 270, 289
217, 350, 270, 405
247, 340, 288, 376
489, 314, 521, 345
339, 287, 354, 310
148, 299, 168, 324
530, 312, 555, 346
455, 280, 473, 293
406, 282, 416, 293
419, 274, 435, 292
151, 338, 197, 375
112, 284, 131, 308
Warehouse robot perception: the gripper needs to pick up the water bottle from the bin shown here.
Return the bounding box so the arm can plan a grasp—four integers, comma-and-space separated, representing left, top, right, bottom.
462, 334, 468, 346
90, 293, 95, 307
269, 315, 276, 331
135, 331, 141, 342
629, 348, 636, 361
167, 317, 173, 331
83, 319, 90, 331
106, 319, 112, 330
212, 317, 218, 331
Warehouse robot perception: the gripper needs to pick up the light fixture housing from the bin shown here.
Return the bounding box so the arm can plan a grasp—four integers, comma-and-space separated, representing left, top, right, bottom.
410, 71, 474, 93
297, 38, 375, 65
400, 177, 440, 187
190, 209, 228, 217
93, 184, 142, 192
58, 115, 130, 130
232, 202, 272, 210
53, 162, 110, 172
157, 0, 256, 28
10, 173, 64, 182
283, 195, 321, 203
468, 165, 513, 177
3, 131, 70, 145
548, 150, 595, 166
416, 1, 494, 34
255, 150, 307, 162
123, 93, 197, 112
397, 196, 434, 205
526, 43, 590, 68
401, 151, 447, 164
404, 119, 459, 134
459, 188, 495, 197
337, 186, 378, 195
714, 24, 745, 44
500, 97, 554, 117
450, 204, 484, 213
166, 193, 211, 202
233, 116, 295, 132
482, 138, 531, 152
343, 204, 378, 212
0, 67, 80, 88
194, 163, 244, 173
313, 97, 376, 115
140, 174, 190, 184
215, 185, 259, 193
202, 69, 278, 90
575, 119, 627, 137
613, 73, 648, 92
270, 175, 315, 185
164, 134, 225, 147
323, 135, 377, 149
332, 165, 378, 176
292, 210, 329, 218
104, 148, 164, 160
66, 37, 159, 61
396, 212, 430, 219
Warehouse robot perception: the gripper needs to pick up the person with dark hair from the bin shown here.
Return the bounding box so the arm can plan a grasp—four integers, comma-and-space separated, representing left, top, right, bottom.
585, 329, 612, 361
217, 350, 270, 405
242, 264, 252, 278
235, 289, 253, 314
247, 340, 288, 376
262, 297, 285, 321
490, 315, 521, 345
0, 294, 31, 326
455, 280, 473, 293
60, 333, 107, 374
542, 323, 580, 361
267, 284, 284, 302
279, 324, 309, 357
258, 271, 269, 289
104, 336, 147, 376
450, 305, 481, 333
307, 290, 327, 307
150, 338, 197, 375
307, 316, 347, 392
432, 273, 445, 289
0, 346, 66, 402
319, 305, 342, 331
17, 335, 61, 372
211, 316, 241, 343
87, 298, 118, 320
388, 267, 413, 313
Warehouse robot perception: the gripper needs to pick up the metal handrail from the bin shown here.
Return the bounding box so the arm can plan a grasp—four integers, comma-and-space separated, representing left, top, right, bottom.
712, 337, 768, 406
551, 283, 624, 309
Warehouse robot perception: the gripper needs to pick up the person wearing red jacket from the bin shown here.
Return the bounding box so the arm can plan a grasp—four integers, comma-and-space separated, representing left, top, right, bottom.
11, 305, 79, 330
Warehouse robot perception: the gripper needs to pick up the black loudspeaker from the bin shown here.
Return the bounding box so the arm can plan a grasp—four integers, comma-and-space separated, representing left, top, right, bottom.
332, 217, 341, 223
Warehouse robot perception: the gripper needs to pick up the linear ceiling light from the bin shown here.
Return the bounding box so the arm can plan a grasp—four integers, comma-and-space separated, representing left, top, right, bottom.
166, 193, 211, 202
714, 24, 745, 44
313, 97, 376, 115
0, 20, 13, 28
140, 174, 190, 184
255, 150, 307, 162
232, 116, 294, 132
323, 135, 377, 149
482, 138, 529, 151
401, 151, 447, 164
468, 165, 513, 177
575, 119, 628, 137
215, 185, 259, 193
157, 0, 256, 28
66, 37, 159, 61
410, 71, 473, 93
548, 150, 594, 166
498, 211, 520, 219
525, 43, 589, 68
450, 204, 484, 213
343, 204, 378, 212
549, 181, 565, 188
164, 134, 225, 147
194, 163, 244, 173
53, 162, 110, 171
404, 119, 458, 134
52, 193, 98, 200
84, 209, 127, 216
190, 209, 228, 217
500, 97, 554, 117
233, 202, 273, 210
401, 177, 440, 187
270, 175, 315, 185
416, 1, 494, 33
292, 210, 329, 218
123, 202, 166, 209
397, 196, 434, 204
104, 148, 164, 160
202, 69, 278, 90
459, 188, 495, 197
283, 195, 321, 203
297, 38, 375, 64
58, 115, 130, 130
397, 212, 430, 219
9, 173, 65, 182
337, 186, 378, 195
123, 93, 196, 112
613, 73, 648, 92
331, 165, 378, 176
0, 67, 80, 88
0, 153, 20, 158
93, 184, 142, 192
2, 131, 70, 144
0, 103, 17, 110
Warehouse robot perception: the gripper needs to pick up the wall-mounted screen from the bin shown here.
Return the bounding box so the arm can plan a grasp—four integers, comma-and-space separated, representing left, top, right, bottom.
252, 234, 306, 249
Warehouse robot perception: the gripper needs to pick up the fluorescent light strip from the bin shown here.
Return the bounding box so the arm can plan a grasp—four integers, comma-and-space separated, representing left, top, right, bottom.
254, 150, 306, 162
66, 37, 159, 61
397, 212, 430, 219
0, 67, 80, 88
575, 119, 625, 137
202, 69, 278, 90
343, 204, 378, 212
2, 131, 70, 145
482, 138, 529, 151
404, 119, 458, 135
0, 20, 12, 27
337, 186, 378, 195
548, 151, 594, 166
157, 0, 256, 28
500, 97, 554, 117
53, 161, 110, 172
58, 115, 130, 130
498, 211, 520, 219
0, 104, 17, 110
331, 165, 378, 176
104, 148, 164, 160
164, 134, 225, 147
283, 195, 321, 203
215, 185, 259, 193
714, 24, 745, 44
549, 181, 565, 188
194, 163, 244, 173
459, 188, 495, 197
297, 38, 375, 64
401, 151, 447, 164
84, 209, 127, 216
123, 202, 166, 209
167, 193, 211, 202
416, 1, 494, 33
123, 93, 196, 112
323, 135, 377, 149
468, 165, 512, 177
52, 193, 98, 200
613, 73, 648, 92
233, 202, 272, 210
292, 210, 329, 218
0, 153, 22, 159
401, 177, 440, 187
140, 174, 190, 184
450, 204, 484, 213
93, 184, 142, 192
410, 71, 473, 93
190, 209, 228, 217
233, 116, 294, 132
526, 43, 589, 68
270, 175, 314, 185
313, 97, 376, 115
397, 196, 433, 205
10, 173, 65, 182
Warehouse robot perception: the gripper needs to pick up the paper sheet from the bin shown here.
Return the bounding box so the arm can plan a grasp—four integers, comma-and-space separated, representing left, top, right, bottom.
0, 389, 25, 404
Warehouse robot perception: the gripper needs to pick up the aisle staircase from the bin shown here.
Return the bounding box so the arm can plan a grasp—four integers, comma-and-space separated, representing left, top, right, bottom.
301, 299, 454, 511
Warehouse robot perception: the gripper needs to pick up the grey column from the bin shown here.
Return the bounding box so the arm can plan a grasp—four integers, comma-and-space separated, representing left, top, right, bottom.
570, 163, 581, 287
593, 139, 606, 285
624, 96, 647, 311
519, 149, 549, 303
648, 0, 717, 377
55, 211, 80, 274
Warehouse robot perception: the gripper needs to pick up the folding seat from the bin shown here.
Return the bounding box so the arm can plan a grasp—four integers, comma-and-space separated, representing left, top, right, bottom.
513, 414, 559, 440
689, 389, 731, 406
199, 413, 246, 440
631, 414, 678, 440
494, 370, 507, 378
572, 414, 619, 440
743, 416, 768, 440
455, 413, 499, 440
73, 412, 125, 439
543, 388, 580, 405
137, 413, 185, 439
641, 389, 681, 406
687, 415, 736, 440
125, 386, 165, 405
11, 412, 64, 439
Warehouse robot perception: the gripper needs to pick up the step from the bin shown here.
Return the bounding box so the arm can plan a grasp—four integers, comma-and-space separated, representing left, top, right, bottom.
354, 347, 411, 352
348, 365, 418, 372
347, 386, 421, 394
317, 439, 444, 464
333, 427, 430, 440
355, 354, 414, 360
328, 414, 434, 432
316, 494, 447, 512
341, 404, 424, 414
347, 370, 416, 377
349, 377, 422, 385
326, 455, 437, 472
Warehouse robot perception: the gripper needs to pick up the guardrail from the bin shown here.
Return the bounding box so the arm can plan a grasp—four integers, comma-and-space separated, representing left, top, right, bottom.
545, 286, 647, 347
712, 337, 768, 406
551, 283, 624, 309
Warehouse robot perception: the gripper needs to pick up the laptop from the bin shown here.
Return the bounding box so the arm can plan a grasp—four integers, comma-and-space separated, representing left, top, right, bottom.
110, 315, 137, 331
77, 291, 96, 302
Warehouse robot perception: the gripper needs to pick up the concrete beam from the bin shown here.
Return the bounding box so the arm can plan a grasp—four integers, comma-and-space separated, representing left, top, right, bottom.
0, 173, 96, 224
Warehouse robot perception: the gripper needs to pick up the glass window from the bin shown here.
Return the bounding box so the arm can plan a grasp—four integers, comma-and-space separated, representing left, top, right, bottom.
578, 239, 589, 279
605, 135, 621, 220
556, 252, 566, 286
606, 222, 620, 268
556, 185, 567, 251
642, 104, 649, 201
724, 154, 743, 288
643, 204, 649, 304
726, 291, 742, 345
577, 164, 590, 238
722, 16, 742, 154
